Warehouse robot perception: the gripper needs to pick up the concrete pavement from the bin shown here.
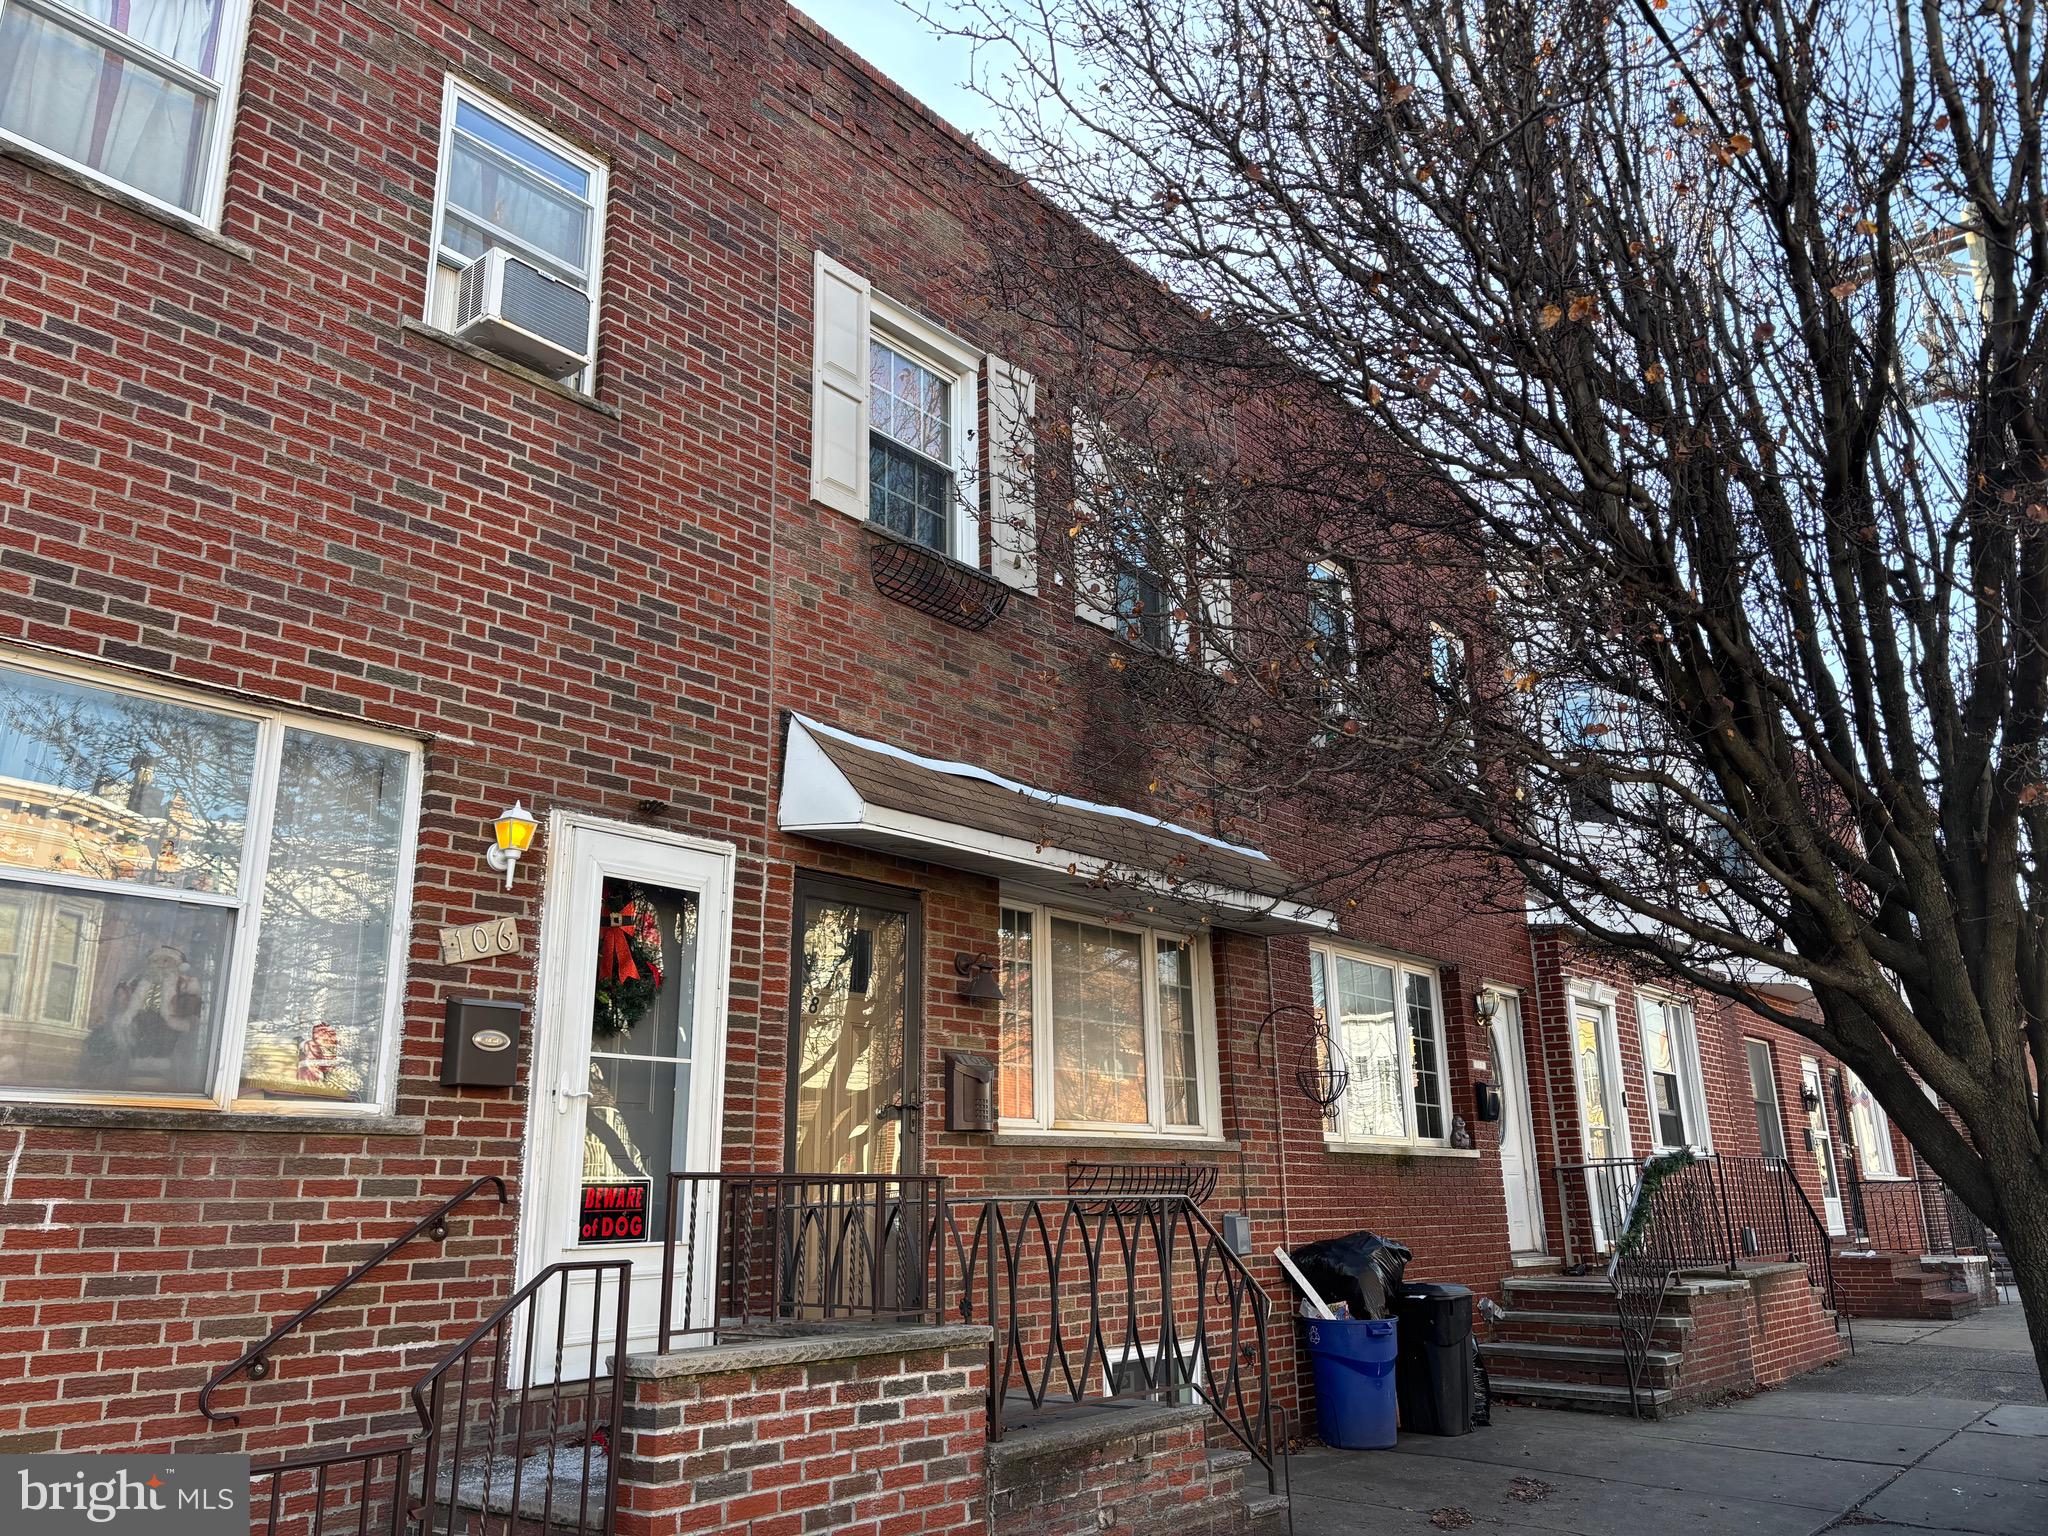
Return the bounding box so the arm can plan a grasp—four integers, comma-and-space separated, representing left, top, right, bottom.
1286, 1301, 2045, 1535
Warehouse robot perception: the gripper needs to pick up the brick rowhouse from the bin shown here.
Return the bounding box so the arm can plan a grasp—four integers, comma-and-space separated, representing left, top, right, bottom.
0, 0, 1538, 1495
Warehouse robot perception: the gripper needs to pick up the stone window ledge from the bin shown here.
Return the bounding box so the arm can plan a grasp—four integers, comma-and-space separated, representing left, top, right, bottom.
0, 1102, 425, 1137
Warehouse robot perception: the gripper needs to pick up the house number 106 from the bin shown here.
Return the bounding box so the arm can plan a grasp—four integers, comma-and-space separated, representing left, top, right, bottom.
439, 916, 522, 965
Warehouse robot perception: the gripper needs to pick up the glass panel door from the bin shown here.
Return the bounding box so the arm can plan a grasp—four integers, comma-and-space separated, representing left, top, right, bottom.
791, 880, 919, 1175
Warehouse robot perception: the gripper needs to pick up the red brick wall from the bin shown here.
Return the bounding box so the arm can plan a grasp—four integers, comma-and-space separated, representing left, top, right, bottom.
0, 0, 1530, 1465
615, 1335, 987, 1536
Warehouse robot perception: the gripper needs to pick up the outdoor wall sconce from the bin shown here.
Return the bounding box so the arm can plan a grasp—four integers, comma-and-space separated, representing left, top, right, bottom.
485, 802, 538, 889
1473, 990, 1500, 1025
954, 952, 1004, 1003
1799, 1083, 1823, 1113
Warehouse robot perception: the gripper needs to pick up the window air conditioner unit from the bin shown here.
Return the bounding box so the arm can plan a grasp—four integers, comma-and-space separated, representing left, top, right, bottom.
452, 249, 591, 380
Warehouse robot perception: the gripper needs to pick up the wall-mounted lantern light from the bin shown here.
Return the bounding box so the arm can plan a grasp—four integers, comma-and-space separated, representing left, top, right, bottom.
954, 952, 1004, 1003
485, 802, 538, 889
1799, 1083, 1823, 1113
1473, 990, 1500, 1025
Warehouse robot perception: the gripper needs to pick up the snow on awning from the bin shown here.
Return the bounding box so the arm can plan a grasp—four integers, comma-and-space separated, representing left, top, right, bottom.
778, 714, 1336, 936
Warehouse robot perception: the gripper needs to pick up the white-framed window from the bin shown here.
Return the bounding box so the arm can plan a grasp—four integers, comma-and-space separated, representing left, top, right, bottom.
1429, 624, 1469, 715
1072, 423, 1233, 669
1307, 559, 1358, 684
1842, 1067, 1900, 1177
808, 252, 987, 561
0, 654, 421, 1112
1309, 941, 1450, 1148
1636, 993, 1708, 1150
426, 76, 607, 392
995, 899, 1219, 1138
0, 0, 253, 224
1744, 1037, 1788, 1162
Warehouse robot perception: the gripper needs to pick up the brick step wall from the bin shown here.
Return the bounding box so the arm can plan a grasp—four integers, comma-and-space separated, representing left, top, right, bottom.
1486, 1265, 1844, 1418
1831, 1251, 1993, 1320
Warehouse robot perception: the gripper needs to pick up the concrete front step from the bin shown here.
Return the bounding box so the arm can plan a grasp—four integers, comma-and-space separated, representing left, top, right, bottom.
1483, 1339, 1683, 1392
1491, 1307, 1692, 1346
1487, 1374, 1674, 1418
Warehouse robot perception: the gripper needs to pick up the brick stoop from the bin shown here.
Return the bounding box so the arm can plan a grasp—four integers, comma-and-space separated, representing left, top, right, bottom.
1486, 1266, 1843, 1417
1832, 1248, 1994, 1319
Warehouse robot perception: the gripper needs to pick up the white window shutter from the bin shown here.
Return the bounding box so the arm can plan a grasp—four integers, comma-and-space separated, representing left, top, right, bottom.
1200, 515, 1234, 673
1070, 416, 1118, 628
986, 357, 1038, 592
810, 252, 870, 519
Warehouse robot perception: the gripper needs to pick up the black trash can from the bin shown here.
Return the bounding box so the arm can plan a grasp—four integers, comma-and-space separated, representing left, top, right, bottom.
1393, 1282, 1475, 1435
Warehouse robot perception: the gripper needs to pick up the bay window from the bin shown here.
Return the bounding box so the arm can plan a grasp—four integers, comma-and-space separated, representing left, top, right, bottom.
996, 900, 1218, 1137
0, 657, 419, 1112
0, 0, 252, 224
1309, 942, 1449, 1148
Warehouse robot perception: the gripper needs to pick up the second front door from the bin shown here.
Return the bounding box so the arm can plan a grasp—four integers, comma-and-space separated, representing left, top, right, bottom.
789, 876, 923, 1176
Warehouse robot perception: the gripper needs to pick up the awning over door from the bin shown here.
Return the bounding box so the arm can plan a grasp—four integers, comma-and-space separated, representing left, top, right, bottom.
778, 714, 1336, 936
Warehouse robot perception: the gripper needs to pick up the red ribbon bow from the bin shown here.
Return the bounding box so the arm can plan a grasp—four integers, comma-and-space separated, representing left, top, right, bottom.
598, 903, 641, 984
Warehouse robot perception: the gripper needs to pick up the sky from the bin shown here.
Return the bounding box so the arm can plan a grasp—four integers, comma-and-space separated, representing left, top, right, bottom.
791, 1, 1001, 141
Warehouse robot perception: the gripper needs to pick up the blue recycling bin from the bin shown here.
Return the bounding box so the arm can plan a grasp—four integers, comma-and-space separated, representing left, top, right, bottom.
1302, 1315, 1399, 1449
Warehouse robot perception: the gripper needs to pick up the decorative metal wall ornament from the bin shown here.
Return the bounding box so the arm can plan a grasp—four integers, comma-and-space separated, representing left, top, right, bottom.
866, 524, 1012, 630
1297, 1011, 1352, 1113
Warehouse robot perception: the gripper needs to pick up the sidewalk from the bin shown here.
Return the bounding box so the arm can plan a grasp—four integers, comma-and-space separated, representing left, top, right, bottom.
1287, 1302, 2045, 1535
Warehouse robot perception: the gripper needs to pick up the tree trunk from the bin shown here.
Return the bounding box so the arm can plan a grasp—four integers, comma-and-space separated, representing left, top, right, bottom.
1991, 1158, 2048, 1396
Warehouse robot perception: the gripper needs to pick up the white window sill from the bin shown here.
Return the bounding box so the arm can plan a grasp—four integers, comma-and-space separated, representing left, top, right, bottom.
0, 137, 253, 261
1322, 1140, 1481, 1161
990, 1129, 1236, 1152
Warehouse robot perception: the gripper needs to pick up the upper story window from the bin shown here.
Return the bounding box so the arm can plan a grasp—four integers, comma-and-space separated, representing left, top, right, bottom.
1636, 993, 1708, 1150
0, 0, 253, 224
1309, 941, 1449, 1148
868, 336, 960, 551
1308, 559, 1358, 682
809, 252, 986, 564
427, 77, 607, 391
996, 899, 1219, 1138
0, 656, 420, 1113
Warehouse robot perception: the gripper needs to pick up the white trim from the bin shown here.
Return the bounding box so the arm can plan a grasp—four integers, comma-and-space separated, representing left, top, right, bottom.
790, 712, 1268, 862
1566, 988, 1632, 1161
868, 292, 982, 559
0, 649, 421, 1116
1634, 990, 1710, 1153
1309, 939, 1453, 1150
0, 0, 253, 229
996, 896, 1221, 1138
426, 75, 608, 394
515, 812, 736, 1361
985, 356, 1038, 592
1486, 984, 1547, 1255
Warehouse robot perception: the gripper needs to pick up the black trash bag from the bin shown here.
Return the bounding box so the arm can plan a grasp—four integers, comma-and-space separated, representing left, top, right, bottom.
1472, 1345, 1493, 1427
1288, 1231, 1413, 1319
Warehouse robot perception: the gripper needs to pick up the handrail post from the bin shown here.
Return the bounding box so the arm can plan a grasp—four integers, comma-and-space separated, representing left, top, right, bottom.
659, 1174, 679, 1354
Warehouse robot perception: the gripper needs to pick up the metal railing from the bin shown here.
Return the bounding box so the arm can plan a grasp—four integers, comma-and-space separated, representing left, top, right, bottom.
653, 1172, 1278, 1496
1846, 1164, 1995, 1257
201, 1175, 510, 1423
1065, 1158, 1219, 1211
656, 1173, 946, 1349
941, 1191, 1277, 1493
1596, 1153, 1847, 1415
246, 1258, 630, 1536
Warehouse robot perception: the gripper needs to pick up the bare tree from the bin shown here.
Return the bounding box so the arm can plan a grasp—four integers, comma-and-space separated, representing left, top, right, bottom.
939, 0, 2048, 1382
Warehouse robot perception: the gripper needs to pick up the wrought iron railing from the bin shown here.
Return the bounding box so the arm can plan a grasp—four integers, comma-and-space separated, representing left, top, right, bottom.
1598, 1153, 1847, 1415
653, 1173, 1278, 1495
656, 1173, 946, 1349
247, 1257, 629, 1536
1552, 1157, 1644, 1269
941, 1191, 1278, 1495
1845, 1164, 1995, 1257
200, 1175, 510, 1423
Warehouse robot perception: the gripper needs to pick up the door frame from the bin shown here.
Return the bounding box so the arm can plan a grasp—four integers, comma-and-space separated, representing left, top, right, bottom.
785, 871, 925, 1176
1800, 1055, 1848, 1236
1566, 982, 1633, 1161
514, 811, 738, 1297
1485, 983, 1546, 1257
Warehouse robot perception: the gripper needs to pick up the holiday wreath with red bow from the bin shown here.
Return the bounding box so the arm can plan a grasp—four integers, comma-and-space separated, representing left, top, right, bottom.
594, 882, 664, 1036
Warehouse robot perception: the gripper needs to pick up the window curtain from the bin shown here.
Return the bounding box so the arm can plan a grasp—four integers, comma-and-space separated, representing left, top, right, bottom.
446, 137, 589, 273
0, 0, 225, 212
